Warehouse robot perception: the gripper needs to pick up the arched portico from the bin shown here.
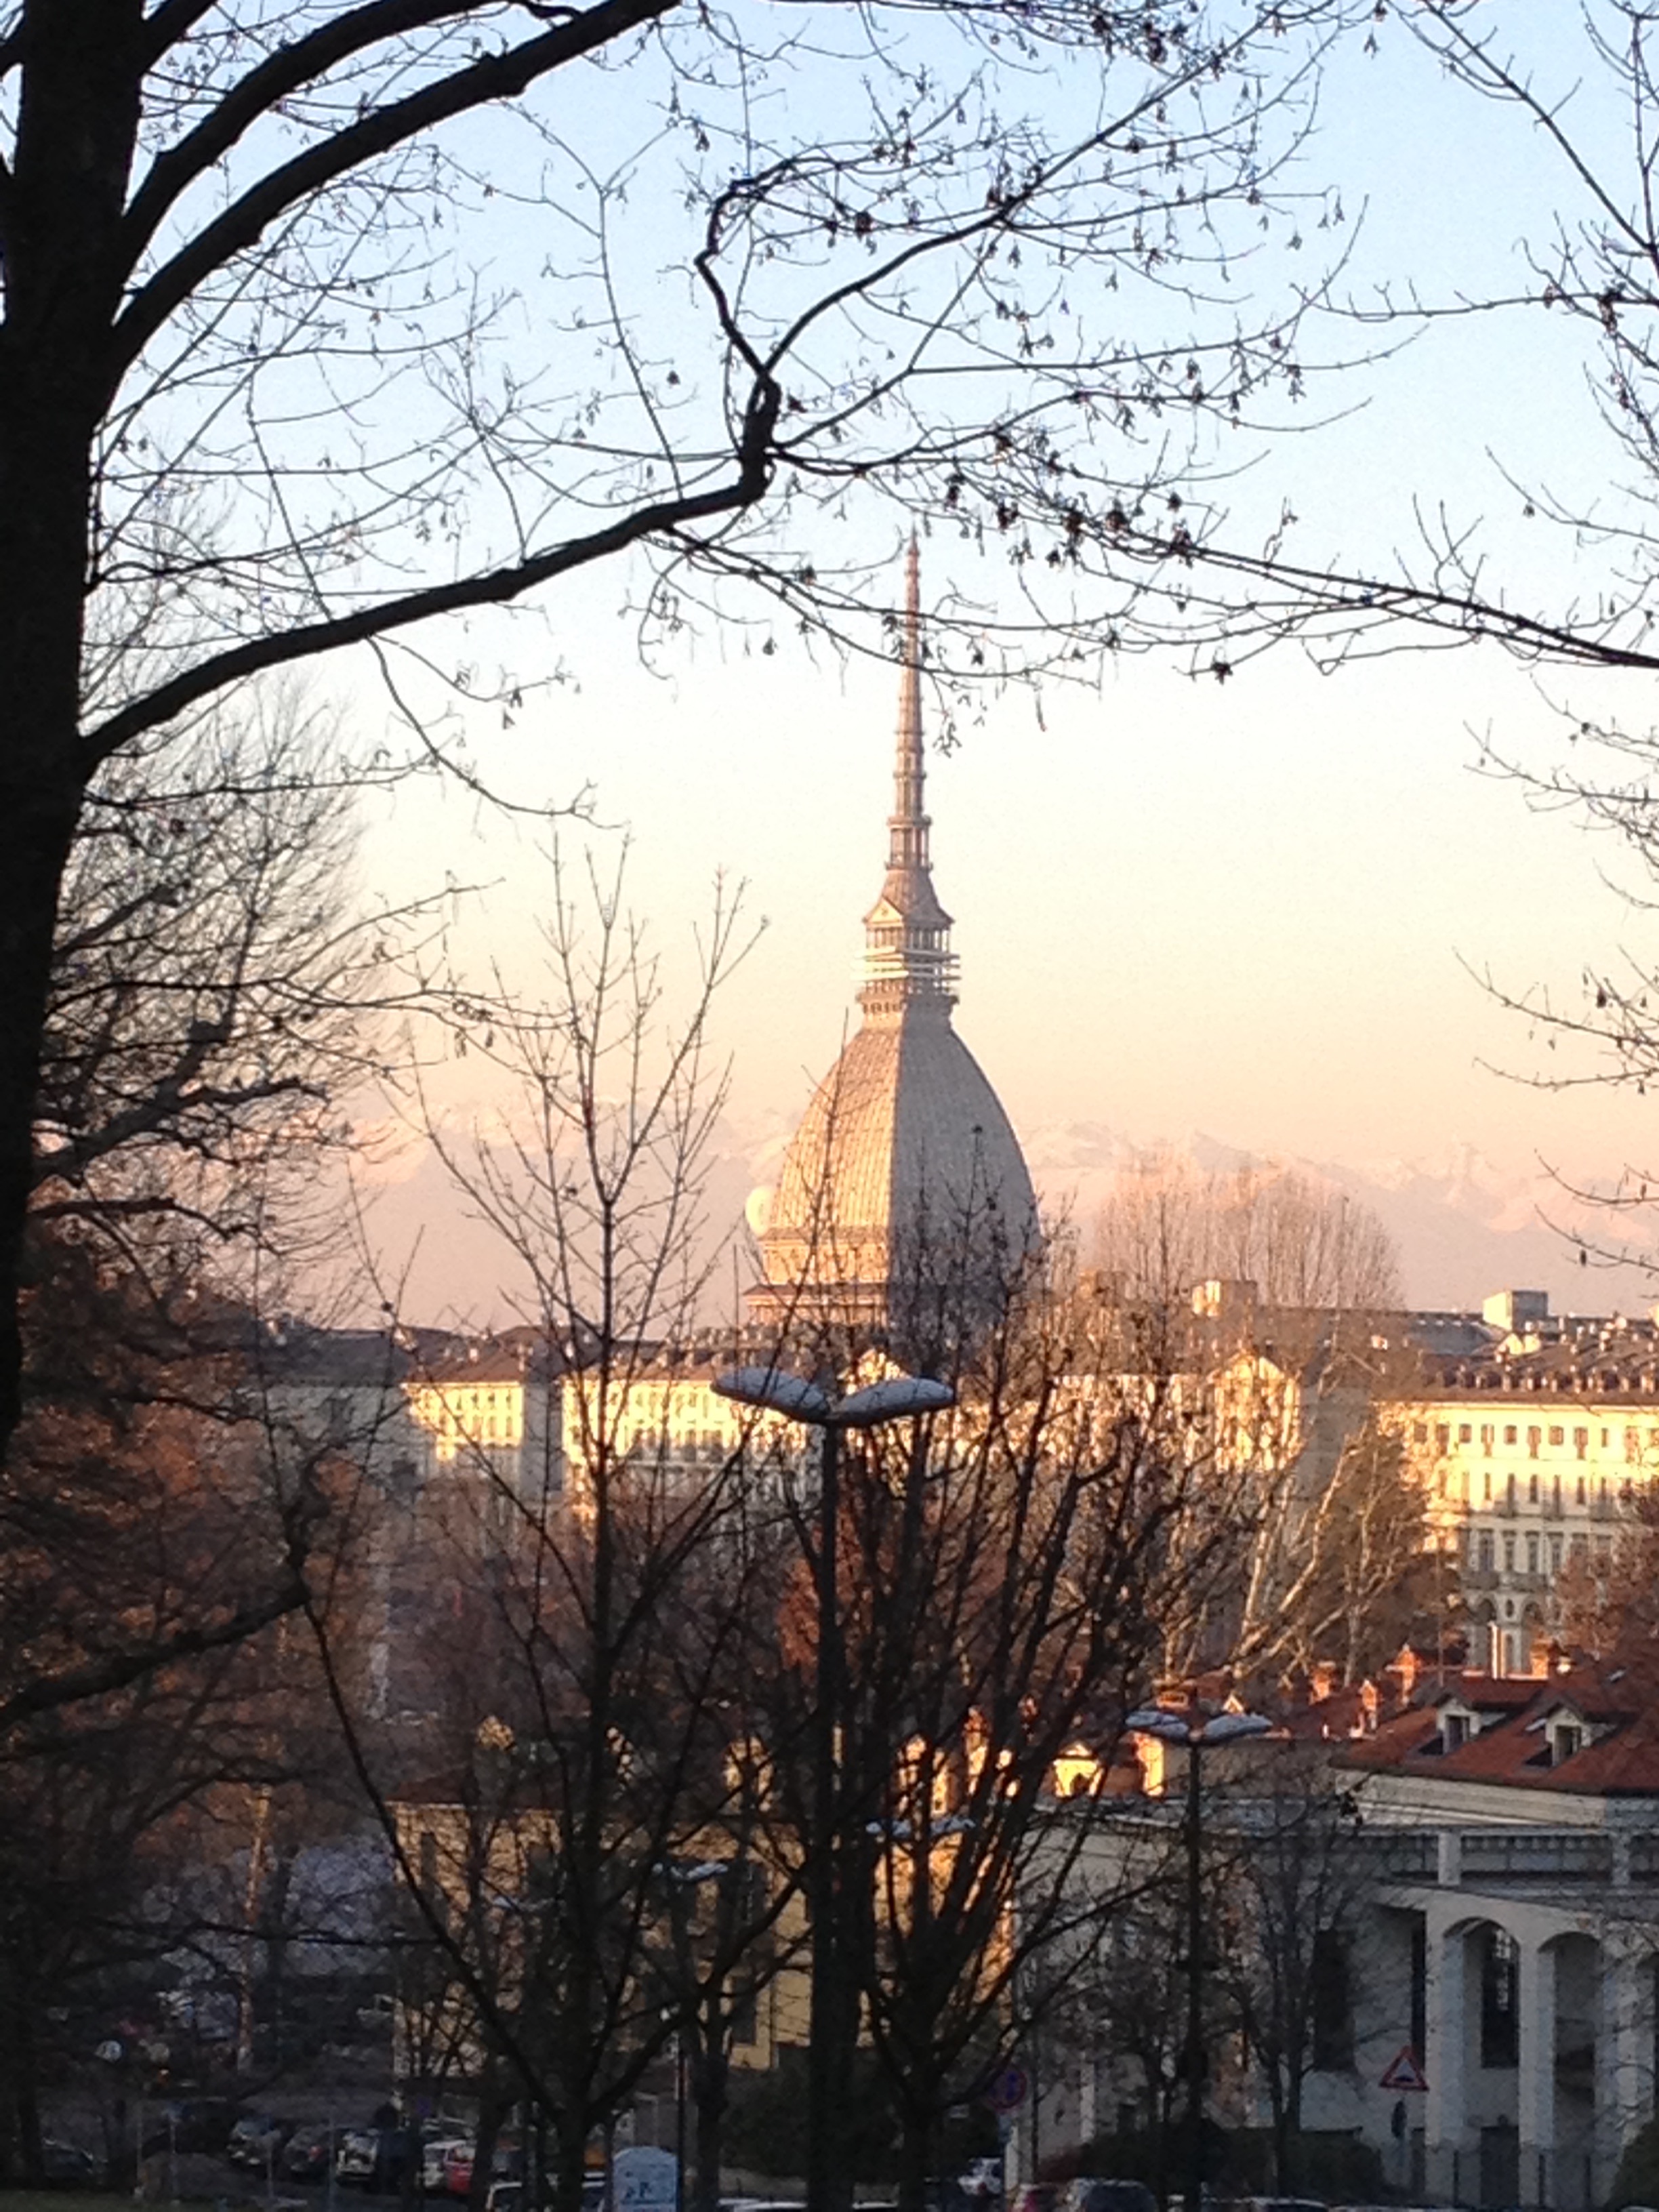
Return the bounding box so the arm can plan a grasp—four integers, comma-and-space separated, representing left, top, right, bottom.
1423, 1900, 1611, 2210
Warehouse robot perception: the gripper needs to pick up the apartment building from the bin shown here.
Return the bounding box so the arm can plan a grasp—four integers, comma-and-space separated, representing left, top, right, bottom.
1400, 1290, 1659, 1672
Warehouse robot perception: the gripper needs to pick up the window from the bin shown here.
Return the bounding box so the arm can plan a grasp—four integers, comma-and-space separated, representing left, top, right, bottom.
1481, 1423, 1494, 1454
1575, 1427, 1589, 1457
1526, 1533, 1540, 1574
1549, 1533, 1564, 1573
1504, 1425, 1518, 1446
1414, 1421, 1429, 1445
1480, 1929, 1519, 2069
1502, 1534, 1516, 1573
1549, 1425, 1565, 1448
1553, 1475, 1563, 1516
1477, 1531, 1496, 1572
1483, 1469, 1494, 1504
1458, 1422, 1473, 1446
1436, 1423, 1451, 1453
1577, 1475, 1589, 1505
1528, 1473, 1539, 1505
1311, 1927, 1354, 2069
1603, 1428, 1612, 1449
1443, 1712, 1471, 1750
1528, 1426, 1542, 1457
1552, 1722, 1583, 1766
1507, 1473, 1518, 1514
1570, 1534, 1589, 1563
1410, 1918, 1427, 2060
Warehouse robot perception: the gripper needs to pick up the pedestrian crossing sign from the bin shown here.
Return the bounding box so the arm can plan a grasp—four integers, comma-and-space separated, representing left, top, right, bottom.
1380, 2045, 1429, 2092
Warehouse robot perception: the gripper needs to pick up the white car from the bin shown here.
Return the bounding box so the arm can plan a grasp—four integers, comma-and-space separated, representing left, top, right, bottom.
422, 2132, 473, 2194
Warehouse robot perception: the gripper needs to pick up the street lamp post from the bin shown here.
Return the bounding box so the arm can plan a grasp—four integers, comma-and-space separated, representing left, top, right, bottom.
716, 1367, 955, 2212
656, 1859, 729, 2212
1125, 1708, 1271, 2212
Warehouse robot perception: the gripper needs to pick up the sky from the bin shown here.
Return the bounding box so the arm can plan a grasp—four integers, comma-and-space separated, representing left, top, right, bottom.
315, 3, 1659, 1319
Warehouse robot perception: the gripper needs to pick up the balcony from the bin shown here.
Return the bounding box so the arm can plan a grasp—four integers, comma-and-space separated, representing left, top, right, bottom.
1459, 1832, 1612, 1885
1375, 1831, 1439, 1880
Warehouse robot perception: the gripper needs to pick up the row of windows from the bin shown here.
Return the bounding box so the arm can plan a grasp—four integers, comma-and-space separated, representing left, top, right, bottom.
1418, 1418, 1659, 1460
1465, 1526, 1614, 1576
1470, 1469, 1629, 1509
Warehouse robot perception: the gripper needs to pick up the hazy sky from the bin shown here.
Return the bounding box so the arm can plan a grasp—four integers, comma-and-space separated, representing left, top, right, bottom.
329, 5, 1659, 1313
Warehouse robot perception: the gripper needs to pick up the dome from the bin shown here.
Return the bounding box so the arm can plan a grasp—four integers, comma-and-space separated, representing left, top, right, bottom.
750, 538, 1036, 1336
759, 999, 1037, 1305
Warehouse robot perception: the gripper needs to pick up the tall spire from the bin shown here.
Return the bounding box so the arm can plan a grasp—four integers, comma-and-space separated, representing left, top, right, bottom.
859, 537, 958, 1019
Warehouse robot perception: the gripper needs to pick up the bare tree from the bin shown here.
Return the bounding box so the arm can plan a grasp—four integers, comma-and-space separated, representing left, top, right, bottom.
1094, 1153, 1399, 1313
5, 677, 433, 1742
38, 682, 422, 1279
732, 1233, 1247, 2212
1088, 1157, 1425, 1683
0, 0, 1362, 1463
1214, 1749, 1370, 2195
309, 855, 804, 2212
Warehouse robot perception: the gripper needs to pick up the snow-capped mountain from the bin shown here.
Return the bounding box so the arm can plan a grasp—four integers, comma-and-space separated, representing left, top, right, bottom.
1019, 1120, 1659, 1315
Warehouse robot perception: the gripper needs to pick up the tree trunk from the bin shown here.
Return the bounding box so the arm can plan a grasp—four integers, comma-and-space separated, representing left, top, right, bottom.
895, 2105, 933, 2212
468, 2071, 510, 2212
0, 0, 145, 1467
1265, 2065, 1290, 2194
690, 2045, 727, 2212
549, 2118, 590, 2212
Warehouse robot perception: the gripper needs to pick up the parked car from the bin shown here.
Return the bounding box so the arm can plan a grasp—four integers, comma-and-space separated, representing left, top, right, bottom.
1064, 2182, 1157, 2212
1008, 2187, 1062, 2212
925, 2182, 971, 2212
229, 2114, 297, 2170
445, 2137, 521, 2198
336, 2127, 382, 2189
420, 2129, 473, 2194
339, 2123, 422, 2192
488, 2179, 603, 2212
40, 2139, 102, 2188
142, 2100, 238, 2156
284, 2125, 338, 2183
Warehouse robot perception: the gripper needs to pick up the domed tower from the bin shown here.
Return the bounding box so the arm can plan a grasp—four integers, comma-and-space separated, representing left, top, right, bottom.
751, 541, 1037, 1339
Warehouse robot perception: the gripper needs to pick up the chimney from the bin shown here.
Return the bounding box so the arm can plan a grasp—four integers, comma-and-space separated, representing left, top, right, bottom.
1192, 1278, 1259, 1323
1483, 1289, 1550, 1332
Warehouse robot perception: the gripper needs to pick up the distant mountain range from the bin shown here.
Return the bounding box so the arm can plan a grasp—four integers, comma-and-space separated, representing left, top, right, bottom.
354, 1107, 1659, 1327
1017, 1122, 1659, 1317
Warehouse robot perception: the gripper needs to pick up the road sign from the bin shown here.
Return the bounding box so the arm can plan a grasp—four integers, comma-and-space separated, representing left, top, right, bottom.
1380, 2045, 1429, 2093
986, 2064, 1029, 2114
615, 2147, 678, 2212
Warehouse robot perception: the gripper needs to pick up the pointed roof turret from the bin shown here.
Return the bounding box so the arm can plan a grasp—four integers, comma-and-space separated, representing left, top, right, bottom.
860, 537, 958, 1019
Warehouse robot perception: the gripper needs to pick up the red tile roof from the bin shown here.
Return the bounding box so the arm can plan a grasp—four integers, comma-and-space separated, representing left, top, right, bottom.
1336, 1632, 1659, 1795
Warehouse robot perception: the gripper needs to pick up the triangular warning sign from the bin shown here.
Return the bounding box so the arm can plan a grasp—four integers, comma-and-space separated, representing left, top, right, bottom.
1380, 2045, 1429, 2092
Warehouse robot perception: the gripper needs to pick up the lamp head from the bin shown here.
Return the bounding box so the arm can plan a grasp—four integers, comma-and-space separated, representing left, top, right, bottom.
714, 1367, 834, 1424
833, 1376, 956, 1427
